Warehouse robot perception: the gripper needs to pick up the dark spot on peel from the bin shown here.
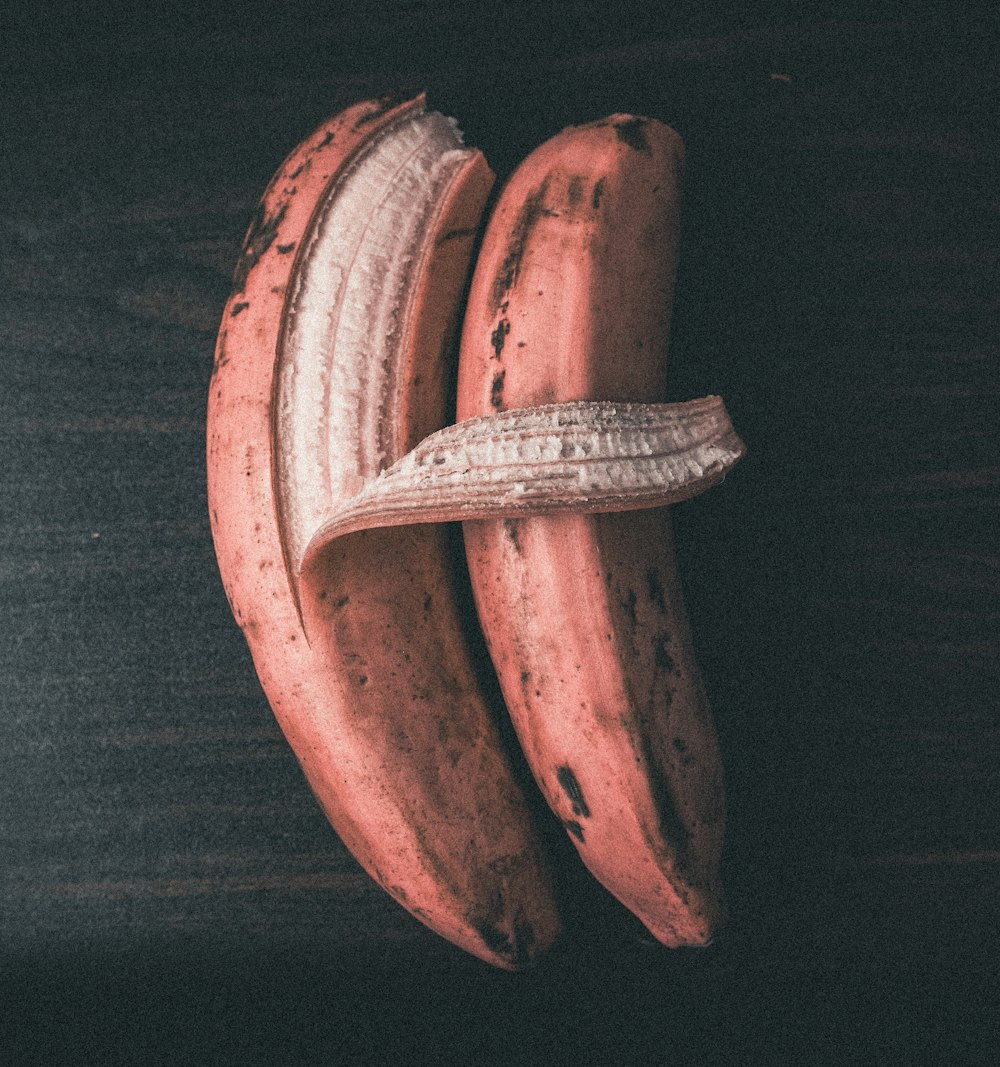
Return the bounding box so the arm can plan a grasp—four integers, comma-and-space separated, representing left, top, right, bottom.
674, 736, 695, 767
317, 130, 335, 148
592, 177, 606, 209
437, 226, 477, 244
622, 588, 637, 626
567, 175, 584, 206
653, 634, 676, 674
490, 318, 510, 359
468, 886, 535, 969
474, 916, 535, 969
504, 518, 522, 554
614, 117, 651, 154
556, 766, 591, 818
276, 242, 296, 254
490, 178, 554, 313
647, 569, 667, 613
232, 200, 288, 292
212, 329, 229, 374
354, 89, 411, 127
564, 819, 585, 843
490, 370, 506, 409
513, 918, 536, 966
476, 922, 512, 958
640, 735, 692, 858
288, 162, 305, 180
230, 301, 249, 317
423, 594, 433, 612
334, 595, 350, 609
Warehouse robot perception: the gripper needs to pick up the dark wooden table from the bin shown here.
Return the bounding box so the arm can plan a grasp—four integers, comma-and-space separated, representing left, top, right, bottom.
3, 9, 997, 1063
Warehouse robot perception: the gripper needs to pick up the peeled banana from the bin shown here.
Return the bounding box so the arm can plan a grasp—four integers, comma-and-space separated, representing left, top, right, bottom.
207, 93, 560, 970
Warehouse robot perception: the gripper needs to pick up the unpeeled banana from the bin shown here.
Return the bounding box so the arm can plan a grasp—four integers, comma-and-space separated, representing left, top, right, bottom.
458, 114, 729, 946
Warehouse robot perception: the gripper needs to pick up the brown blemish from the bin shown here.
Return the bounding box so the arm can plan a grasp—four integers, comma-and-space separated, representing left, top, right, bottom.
490, 370, 506, 409
592, 177, 606, 210
436, 226, 477, 244
639, 734, 691, 858
473, 917, 535, 970
567, 175, 584, 206
354, 89, 412, 128
489, 178, 556, 313
614, 117, 651, 154
504, 518, 522, 554
653, 634, 677, 675
490, 318, 510, 359
621, 588, 637, 626
213, 329, 229, 373
673, 737, 695, 767
556, 766, 591, 819
467, 885, 534, 969
232, 200, 288, 292
276, 242, 296, 254
564, 819, 585, 843
230, 301, 249, 317
646, 569, 667, 613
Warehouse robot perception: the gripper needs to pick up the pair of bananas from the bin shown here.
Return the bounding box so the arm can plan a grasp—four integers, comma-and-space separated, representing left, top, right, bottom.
207, 92, 744, 969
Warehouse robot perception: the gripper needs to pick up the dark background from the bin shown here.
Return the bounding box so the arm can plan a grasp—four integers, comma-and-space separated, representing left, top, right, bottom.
2, 5, 997, 1063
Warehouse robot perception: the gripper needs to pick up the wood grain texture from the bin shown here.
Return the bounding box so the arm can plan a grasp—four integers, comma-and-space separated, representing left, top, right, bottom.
2, 9, 997, 1063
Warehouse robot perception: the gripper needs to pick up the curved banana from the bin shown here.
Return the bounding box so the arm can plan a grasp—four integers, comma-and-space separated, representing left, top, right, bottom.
207, 93, 560, 969
457, 115, 729, 946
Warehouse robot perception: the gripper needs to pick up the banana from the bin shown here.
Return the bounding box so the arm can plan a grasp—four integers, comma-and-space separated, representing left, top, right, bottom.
206, 93, 562, 969
456, 115, 731, 946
